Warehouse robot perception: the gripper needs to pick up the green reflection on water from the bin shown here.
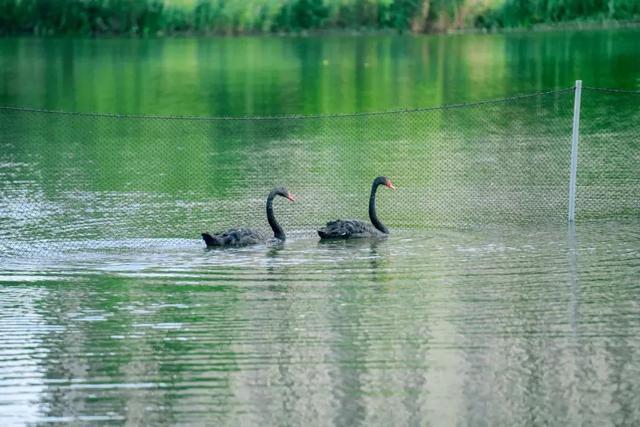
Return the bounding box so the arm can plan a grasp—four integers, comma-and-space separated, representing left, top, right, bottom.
1, 30, 639, 115
1, 225, 639, 424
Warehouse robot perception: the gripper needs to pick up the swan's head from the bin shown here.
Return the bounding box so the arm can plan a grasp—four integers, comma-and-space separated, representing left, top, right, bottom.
375, 176, 396, 190
274, 187, 296, 202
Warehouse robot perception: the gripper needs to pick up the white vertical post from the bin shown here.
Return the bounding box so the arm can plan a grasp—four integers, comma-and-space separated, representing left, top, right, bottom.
568, 80, 582, 222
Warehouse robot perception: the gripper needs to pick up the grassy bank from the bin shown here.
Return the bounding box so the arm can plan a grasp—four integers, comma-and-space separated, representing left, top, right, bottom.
1, 0, 639, 36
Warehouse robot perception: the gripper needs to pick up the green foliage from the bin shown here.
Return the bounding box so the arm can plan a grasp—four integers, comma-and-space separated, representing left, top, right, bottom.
0, 0, 639, 36
387, 0, 421, 32
273, 0, 329, 31
475, 0, 640, 29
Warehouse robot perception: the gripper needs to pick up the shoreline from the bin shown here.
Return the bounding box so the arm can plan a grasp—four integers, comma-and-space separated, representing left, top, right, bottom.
2, 19, 639, 39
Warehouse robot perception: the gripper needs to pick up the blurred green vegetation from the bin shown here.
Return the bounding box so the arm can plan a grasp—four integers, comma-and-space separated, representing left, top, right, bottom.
476, 0, 640, 29
0, 0, 639, 36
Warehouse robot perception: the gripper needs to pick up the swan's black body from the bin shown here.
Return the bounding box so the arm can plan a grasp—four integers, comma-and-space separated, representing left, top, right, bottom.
202, 187, 294, 247
318, 219, 385, 239
318, 176, 395, 240
201, 228, 267, 247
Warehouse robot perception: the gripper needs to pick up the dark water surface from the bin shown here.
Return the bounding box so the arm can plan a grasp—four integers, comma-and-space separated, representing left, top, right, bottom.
1, 31, 639, 425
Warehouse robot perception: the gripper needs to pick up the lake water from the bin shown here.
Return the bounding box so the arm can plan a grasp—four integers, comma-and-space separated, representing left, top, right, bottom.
1, 30, 639, 425
1, 30, 639, 115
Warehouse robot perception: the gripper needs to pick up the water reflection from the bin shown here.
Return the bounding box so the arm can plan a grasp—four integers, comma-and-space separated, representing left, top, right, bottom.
1, 31, 638, 116
1, 224, 640, 424
567, 222, 579, 335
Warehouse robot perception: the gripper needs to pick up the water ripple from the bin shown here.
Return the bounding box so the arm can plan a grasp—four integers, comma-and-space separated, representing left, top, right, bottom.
1, 223, 639, 425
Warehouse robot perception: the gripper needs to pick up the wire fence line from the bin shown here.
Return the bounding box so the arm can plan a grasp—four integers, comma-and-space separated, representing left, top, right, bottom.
0, 87, 576, 121
583, 86, 640, 94
0, 85, 638, 256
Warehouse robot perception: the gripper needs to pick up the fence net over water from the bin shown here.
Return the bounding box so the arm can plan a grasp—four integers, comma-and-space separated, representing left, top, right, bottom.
0, 86, 638, 256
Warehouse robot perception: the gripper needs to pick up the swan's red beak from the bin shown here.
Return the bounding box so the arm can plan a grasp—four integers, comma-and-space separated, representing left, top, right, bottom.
286, 192, 296, 202
386, 180, 396, 190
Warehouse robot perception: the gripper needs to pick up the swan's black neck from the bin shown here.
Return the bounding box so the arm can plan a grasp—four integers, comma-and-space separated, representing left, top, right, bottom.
267, 191, 286, 241
369, 181, 389, 234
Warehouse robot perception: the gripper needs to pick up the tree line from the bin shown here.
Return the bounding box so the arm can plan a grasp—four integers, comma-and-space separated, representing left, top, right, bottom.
1, 0, 639, 36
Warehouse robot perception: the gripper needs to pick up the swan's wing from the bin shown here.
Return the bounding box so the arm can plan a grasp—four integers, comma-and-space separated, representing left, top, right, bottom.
226, 228, 267, 245
203, 228, 266, 246
324, 219, 362, 228
318, 219, 374, 239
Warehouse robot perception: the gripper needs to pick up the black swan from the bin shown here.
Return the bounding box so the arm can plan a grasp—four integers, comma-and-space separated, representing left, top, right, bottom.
202, 187, 295, 247
318, 176, 395, 240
